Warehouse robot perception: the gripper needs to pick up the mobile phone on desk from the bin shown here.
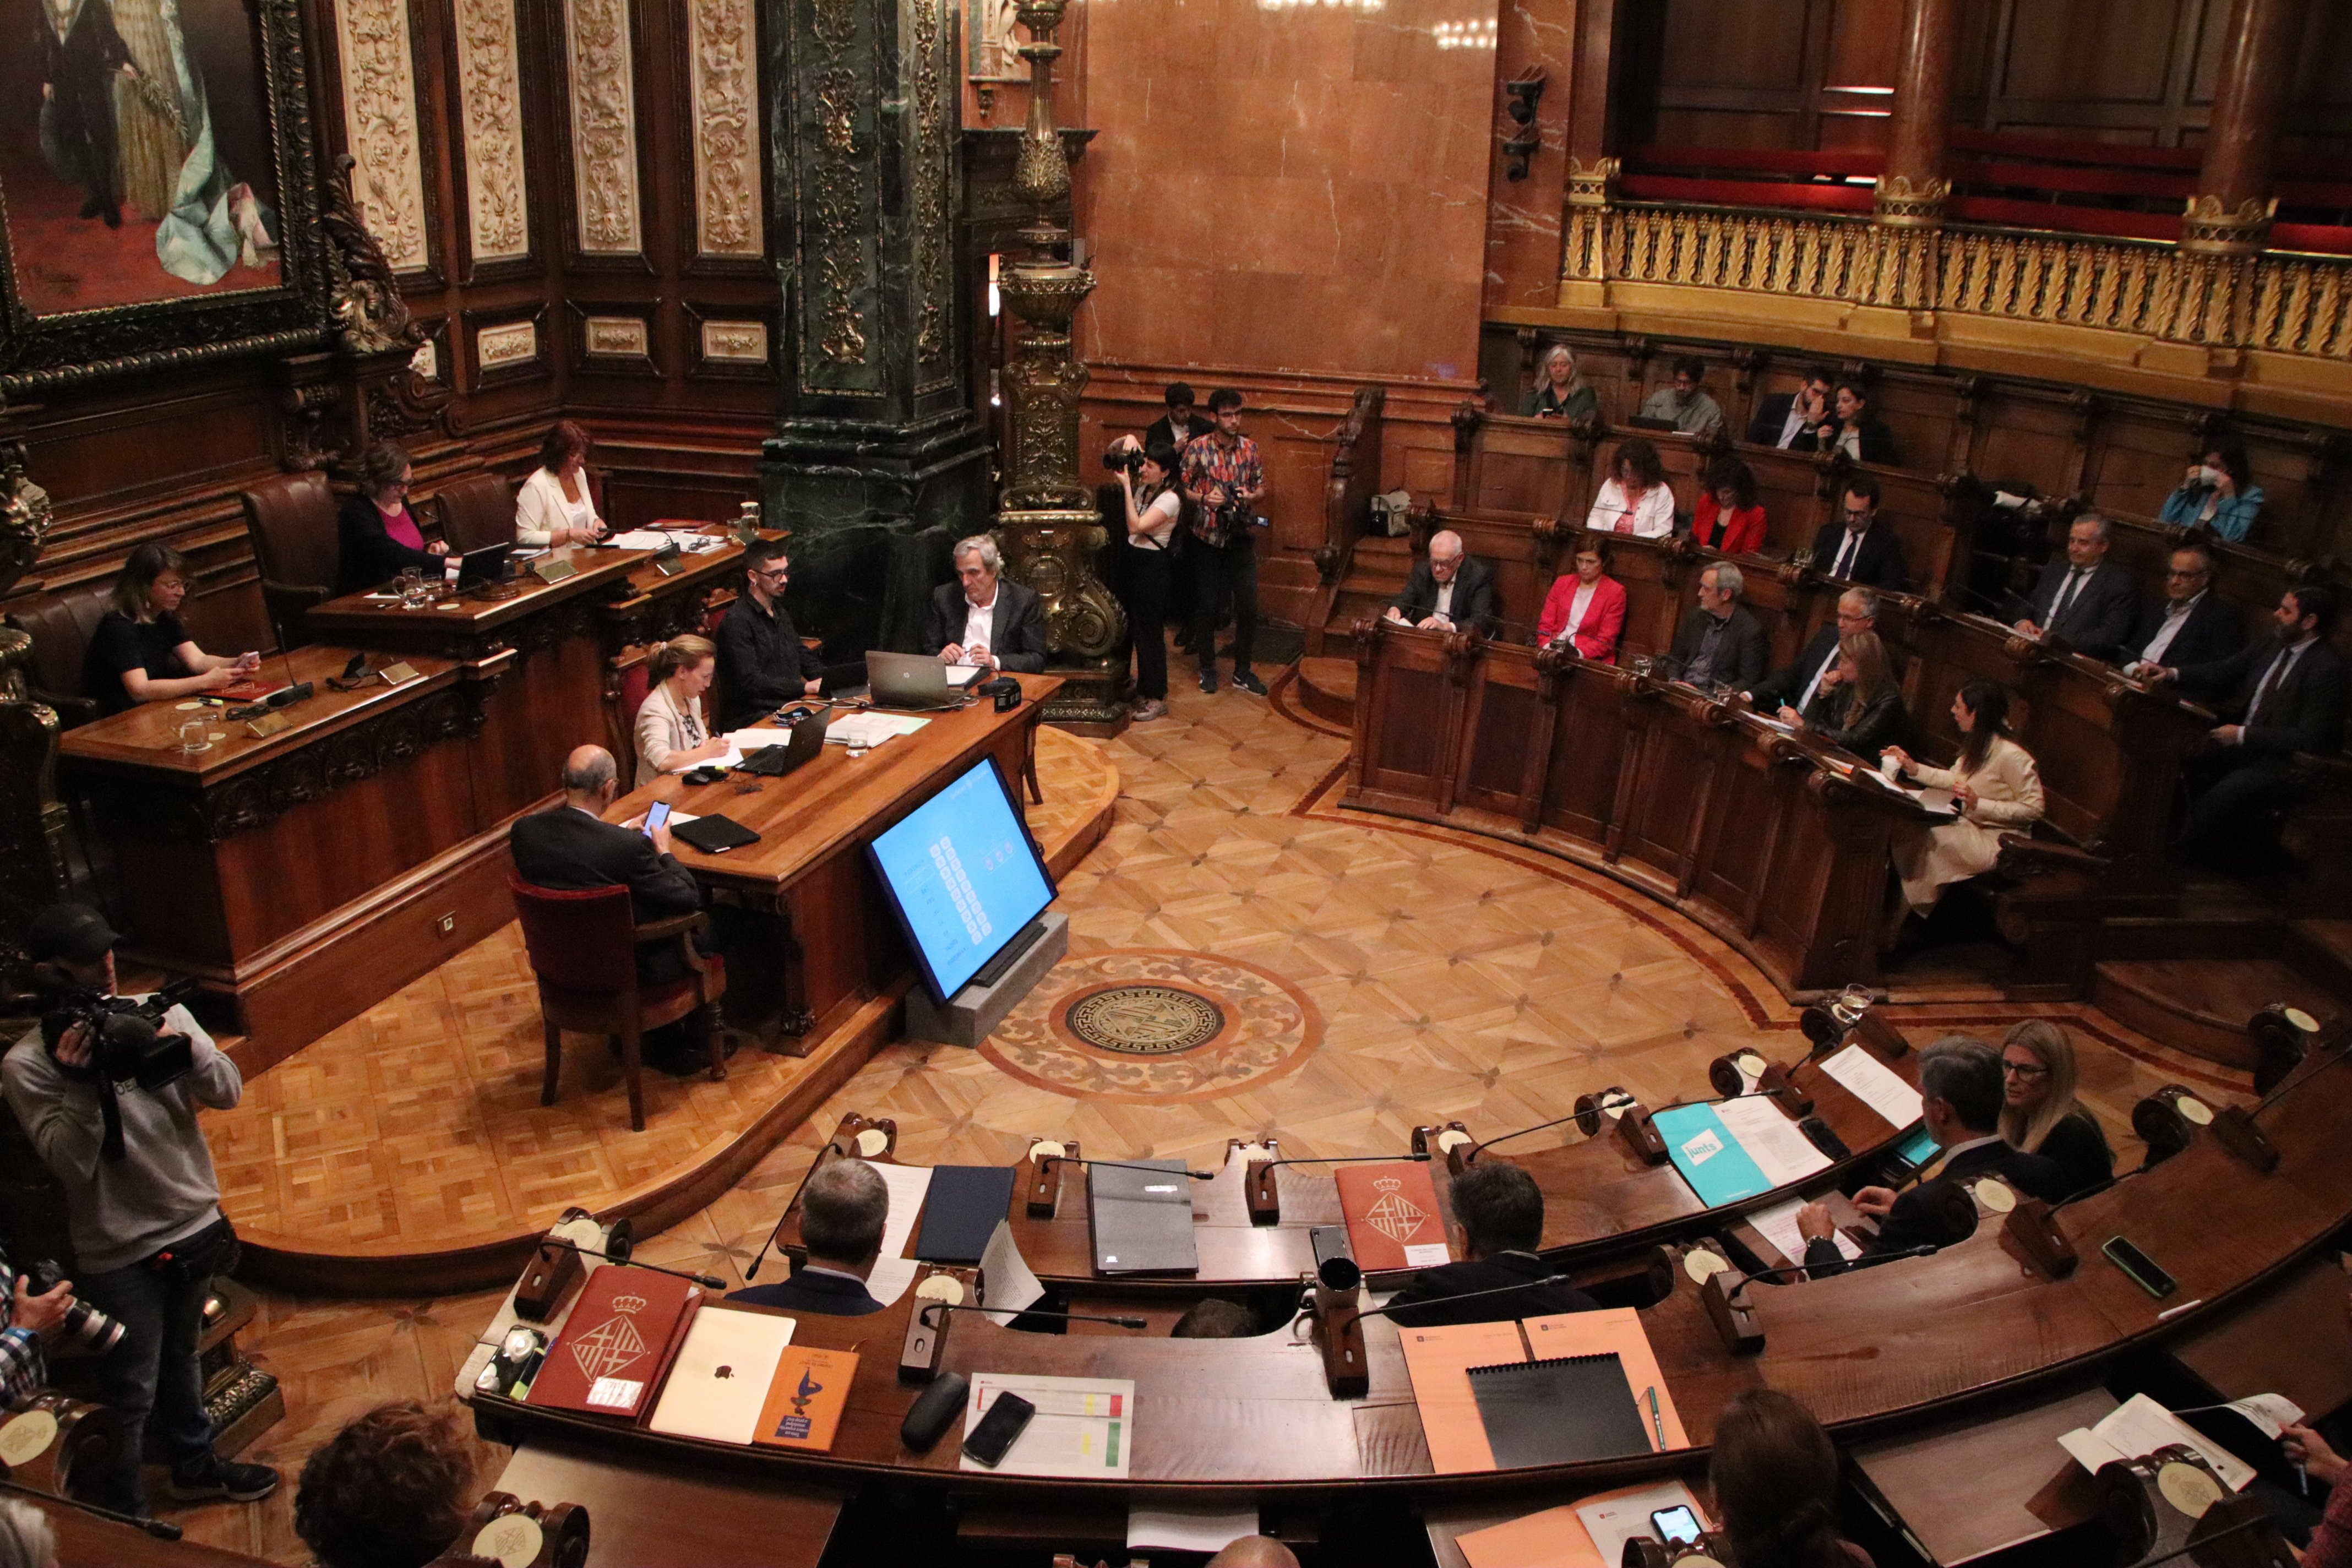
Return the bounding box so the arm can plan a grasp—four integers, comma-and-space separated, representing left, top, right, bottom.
960, 1391, 1036, 1468
2102, 1235, 2177, 1299
1652, 1506, 1702, 1547
641, 800, 672, 837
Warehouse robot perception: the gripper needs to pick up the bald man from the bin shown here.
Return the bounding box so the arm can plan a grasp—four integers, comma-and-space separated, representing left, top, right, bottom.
1386, 529, 1497, 636
509, 745, 706, 986
1207, 1538, 1300, 1568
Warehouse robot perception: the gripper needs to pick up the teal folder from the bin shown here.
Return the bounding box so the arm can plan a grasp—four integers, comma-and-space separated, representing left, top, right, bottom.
1651, 1102, 1773, 1208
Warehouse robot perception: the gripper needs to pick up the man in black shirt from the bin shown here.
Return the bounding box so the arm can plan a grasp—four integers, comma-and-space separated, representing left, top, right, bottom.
1384, 1162, 1597, 1328
715, 541, 824, 731
1666, 562, 1767, 690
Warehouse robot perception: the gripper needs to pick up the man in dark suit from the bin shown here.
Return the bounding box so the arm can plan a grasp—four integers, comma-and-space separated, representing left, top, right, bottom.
1144, 380, 1213, 457
729, 1158, 888, 1316
39, 0, 137, 227
509, 747, 706, 987
1808, 475, 1907, 591
2159, 584, 2349, 864
1747, 587, 1878, 713
715, 540, 825, 730
1745, 366, 1834, 449
2124, 545, 2244, 673
1384, 1162, 1597, 1328
1665, 561, 1767, 690
2009, 515, 2138, 662
1384, 530, 1497, 636
1798, 1036, 2063, 1275
924, 535, 1049, 673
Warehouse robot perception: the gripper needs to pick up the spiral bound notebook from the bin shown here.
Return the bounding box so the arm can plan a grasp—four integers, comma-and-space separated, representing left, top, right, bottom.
1464, 1351, 1651, 1468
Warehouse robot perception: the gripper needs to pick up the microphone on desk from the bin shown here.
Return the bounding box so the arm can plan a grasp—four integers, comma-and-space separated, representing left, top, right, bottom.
0, 1474, 182, 1541
556, 1242, 728, 1292
1473, 1088, 1672, 1167
916, 1300, 1147, 1331
1696, 1244, 1940, 1355
1241, 1151, 1427, 1224
1345, 1272, 1584, 1324
1042, 1157, 1220, 1182
900, 1292, 1145, 1383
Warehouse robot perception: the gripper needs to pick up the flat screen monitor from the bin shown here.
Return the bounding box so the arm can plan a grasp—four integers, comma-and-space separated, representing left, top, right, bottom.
865, 756, 1057, 1004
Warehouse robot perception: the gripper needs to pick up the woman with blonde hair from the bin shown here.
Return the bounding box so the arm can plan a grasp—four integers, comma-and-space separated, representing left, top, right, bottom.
1783, 630, 1905, 757
633, 634, 727, 787
1997, 1020, 2112, 1200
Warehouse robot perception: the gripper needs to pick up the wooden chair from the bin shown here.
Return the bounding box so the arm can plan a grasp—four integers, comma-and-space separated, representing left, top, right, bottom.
509, 875, 727, 1132
434, 471, 519, 556
237, 471, 339, 650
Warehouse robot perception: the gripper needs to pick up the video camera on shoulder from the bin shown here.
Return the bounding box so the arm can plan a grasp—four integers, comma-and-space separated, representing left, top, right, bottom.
42, 978, 200, 1093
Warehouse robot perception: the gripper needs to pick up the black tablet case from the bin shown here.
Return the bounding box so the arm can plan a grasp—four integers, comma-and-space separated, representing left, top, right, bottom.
672, 814, 760, 852
913, 1166, 1018, 1264
1466, 1351, 1652, 1467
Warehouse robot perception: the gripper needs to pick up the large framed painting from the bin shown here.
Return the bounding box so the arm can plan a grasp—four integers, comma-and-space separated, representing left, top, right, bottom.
0, 0, 324, 389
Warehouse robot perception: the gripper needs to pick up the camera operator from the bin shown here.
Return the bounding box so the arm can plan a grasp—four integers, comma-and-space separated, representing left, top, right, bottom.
1179, 388, 1267, 697
0, 904, 277, 1516
0, 1235, 76, 1406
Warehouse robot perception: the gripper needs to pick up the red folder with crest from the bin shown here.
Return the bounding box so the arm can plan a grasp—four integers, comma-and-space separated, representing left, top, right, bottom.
1334, 1161, 1453, 1273
525, 1267, 703, 1420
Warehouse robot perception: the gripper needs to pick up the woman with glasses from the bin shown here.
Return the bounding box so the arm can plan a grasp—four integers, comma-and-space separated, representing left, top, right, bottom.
82, 542, 261, 715
335, 440, 447, 595
1997, 1021, 2113, 1200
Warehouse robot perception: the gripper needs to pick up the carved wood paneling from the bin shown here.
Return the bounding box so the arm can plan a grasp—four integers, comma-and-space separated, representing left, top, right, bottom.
687, 0, 763, 258
332, 0, 431, 272
564, 0, 646, 255
451, 0, 532, 264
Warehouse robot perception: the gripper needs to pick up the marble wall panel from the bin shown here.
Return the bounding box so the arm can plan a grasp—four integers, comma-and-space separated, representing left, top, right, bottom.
1485, 0, 1571, 309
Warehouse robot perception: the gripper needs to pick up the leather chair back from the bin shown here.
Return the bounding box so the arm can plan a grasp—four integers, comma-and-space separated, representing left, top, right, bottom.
238, 471, 338, 649
509, 875, 639, 995
606, 646, 652, 770
435, 472, 518, 557
6, 580, 113, 722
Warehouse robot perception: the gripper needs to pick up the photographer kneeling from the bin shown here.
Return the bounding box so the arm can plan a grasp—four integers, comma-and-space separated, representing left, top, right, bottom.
0, 904, 277, 1516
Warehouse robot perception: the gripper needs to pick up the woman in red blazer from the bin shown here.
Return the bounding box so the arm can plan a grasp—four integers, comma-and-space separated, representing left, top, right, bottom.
1691, 457, 1767, 555
1536, 539, 1627, 663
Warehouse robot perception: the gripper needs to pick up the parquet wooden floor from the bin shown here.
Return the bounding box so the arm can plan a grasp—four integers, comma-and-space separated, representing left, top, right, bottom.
178, 652, 2248, 1562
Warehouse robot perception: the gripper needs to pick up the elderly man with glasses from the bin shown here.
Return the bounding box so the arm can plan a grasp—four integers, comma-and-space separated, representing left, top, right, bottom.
714, 540, 825, 731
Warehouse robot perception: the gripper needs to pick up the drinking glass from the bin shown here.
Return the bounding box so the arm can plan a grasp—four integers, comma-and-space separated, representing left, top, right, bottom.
178, 718, 213, 754
396, 568, 425, 609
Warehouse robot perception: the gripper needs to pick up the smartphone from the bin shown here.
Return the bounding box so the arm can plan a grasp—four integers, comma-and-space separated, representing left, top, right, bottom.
642, 800, 672, 837
2102, 1235, 2178, 1299
1652, 1506, 1702, 1546
960, 1391, 1036, 1468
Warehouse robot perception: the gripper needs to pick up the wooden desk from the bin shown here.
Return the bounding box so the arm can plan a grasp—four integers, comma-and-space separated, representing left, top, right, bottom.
2171, 1250, 2352, 1421
492, 1437, 842, 1567
58, 643, 498, 1069
609, 676, 1058, 1050
1849, 1384, 2114, 1565
14, 1491, 271, 1567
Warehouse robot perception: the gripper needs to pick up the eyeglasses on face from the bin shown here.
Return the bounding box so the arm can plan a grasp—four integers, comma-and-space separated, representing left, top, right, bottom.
2000, 1059, 2050, 1079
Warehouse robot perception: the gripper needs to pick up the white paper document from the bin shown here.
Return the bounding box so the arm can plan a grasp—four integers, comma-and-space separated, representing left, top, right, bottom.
646, 1308, 794, 1444
2056, 1393, 2255, 1491
1819, 1043, 1925, 1129
977, 1219, 1045, 1326
945, 665, 986, 688
716, 728, 792, 768
825, 711, 932, 749
1126, 1504, 1258, 1553
1747, 1194, 1860, 1265
1716, 1096, 1833, 1186
861, 1161, 935, 1308
605, 530, 674, 551
2218, 1393, 2305, 1440
1576, 1480, 1708, 1566
961, 1374, 1135, 1478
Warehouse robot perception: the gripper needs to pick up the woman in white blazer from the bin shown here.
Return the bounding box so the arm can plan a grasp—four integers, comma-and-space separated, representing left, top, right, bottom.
1879, 680, 2044, 944
634, 634, 727, 788
515, 420, 607, 547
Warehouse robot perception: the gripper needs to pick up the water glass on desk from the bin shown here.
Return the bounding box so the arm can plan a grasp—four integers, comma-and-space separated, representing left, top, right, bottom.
177, 718, 212, 755
396, 568, 427, 609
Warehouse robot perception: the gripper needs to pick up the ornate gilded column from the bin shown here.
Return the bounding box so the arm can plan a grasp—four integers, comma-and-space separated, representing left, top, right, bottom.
991, 0, 1125, 731
1864, 0, 1964, 311
765, 0, 989, 657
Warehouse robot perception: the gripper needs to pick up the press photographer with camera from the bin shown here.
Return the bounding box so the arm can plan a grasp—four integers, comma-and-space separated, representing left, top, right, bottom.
1109, 434, 1186, 722
1179, 388, 1267, 696
0, 904, 278, 1516
0, 1236, 77, 1406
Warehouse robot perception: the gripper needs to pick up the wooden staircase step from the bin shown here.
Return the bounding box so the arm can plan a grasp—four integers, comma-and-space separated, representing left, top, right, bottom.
1294, 657, 1358, 729
2092, 957, 2346, 1069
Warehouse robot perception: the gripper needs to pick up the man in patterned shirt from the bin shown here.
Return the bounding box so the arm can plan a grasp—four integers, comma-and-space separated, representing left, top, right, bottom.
1180, 389, 1268, 696
0, 1238, 74, 1405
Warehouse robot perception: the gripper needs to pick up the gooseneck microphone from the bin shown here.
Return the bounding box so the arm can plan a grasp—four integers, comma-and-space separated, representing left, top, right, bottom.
1250, 1152, 1427, 1170
0, 1474, 182, 1541
1346, 1273, 1582, 1323
558, 1242, 727, 1292
1465, 1110, 1601, 1162
1722, 1243, 1940, 1290
1044, 1157, 1218, 1181
918, 1301, 1147, 1331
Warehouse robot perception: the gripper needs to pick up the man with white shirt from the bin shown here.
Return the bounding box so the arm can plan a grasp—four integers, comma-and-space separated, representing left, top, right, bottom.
1385, 530, 1496, 636
2009, 515, 2138, 662
2124, 546, 2243, 672
925, 535, 1048, 674
1748, 588, 1879, 714
1745, 366, 1834, 449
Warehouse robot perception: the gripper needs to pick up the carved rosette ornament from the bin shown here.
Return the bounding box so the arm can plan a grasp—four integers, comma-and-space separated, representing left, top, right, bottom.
991, 0, 1124, 721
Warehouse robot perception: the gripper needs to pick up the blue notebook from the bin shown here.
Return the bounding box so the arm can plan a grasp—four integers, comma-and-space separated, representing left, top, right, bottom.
1651, 1103, 1774, 1208
912, 1166, 1018, 1264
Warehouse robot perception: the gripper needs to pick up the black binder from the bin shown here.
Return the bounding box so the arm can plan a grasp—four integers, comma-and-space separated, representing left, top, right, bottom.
1465, 1352, 1652, 1468
1086, 1159, 1199, 1276
672, 814, 760, 853
912, 1166, 1018, 1264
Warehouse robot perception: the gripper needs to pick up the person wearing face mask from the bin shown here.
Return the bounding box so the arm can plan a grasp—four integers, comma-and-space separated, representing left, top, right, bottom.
2159, 441, 2266, 544
633, 635, 728, 788
1794, 380, 1898, 466
81, 542, 260, 716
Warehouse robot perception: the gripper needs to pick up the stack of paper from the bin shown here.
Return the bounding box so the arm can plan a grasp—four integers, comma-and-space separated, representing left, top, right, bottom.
606, 530, 674, 551
2056, 1394, 2256, 1490
826, 711, 932, 749
1747, 1194, 1860, 1266
960, 1373, 1135, 1477
863, 1161, 934, 1306
1818, 1043, 1925, 1129
717, 729, 792, 768
1716, 1097, 1833, 1186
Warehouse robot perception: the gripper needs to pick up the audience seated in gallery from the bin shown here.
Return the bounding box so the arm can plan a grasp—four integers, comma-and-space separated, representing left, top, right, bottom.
2008, 514, 2138, 662
293, 1401, 480, 1568
1385, 529, 1496, 636
729, 1158, 889, 1316
514, 419, 609, 548
1523, 343, 1598, 421
634, 634, 727, 788
1996, 1020, 2114, 1201
81, 541, 260, 715
2159, 437, 2266, 543
1665, 561, 1767, 690
1747, 588, 1879, 715
1807, 475, 1907, 590
1798, 1035, 2063, 1272
1690, 456, 1767, 555
2124, 543, 2244, 672
335, 440, 448, 596
1745, 364, 1835, 450
1584, 437, 1676, 538
925, 534, 1049, 674
1783, 631, 1908, 758
1536, 541, 1627, 663
1384, 1162, 1599, 1328
1792, 379, 1898, 465
1880, 683, 2045, 944
1636, 355, 1726, 438
716, 540, 826, 731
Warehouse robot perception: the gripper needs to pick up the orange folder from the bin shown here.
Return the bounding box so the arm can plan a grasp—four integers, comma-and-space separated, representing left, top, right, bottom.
1397, 1320, 1526, 1473
1522, 1308, 1689, 1450
1454, 1504, 1605, 1568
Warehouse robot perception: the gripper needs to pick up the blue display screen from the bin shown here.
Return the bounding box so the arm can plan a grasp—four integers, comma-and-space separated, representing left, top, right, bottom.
867, 758, 1056, 1003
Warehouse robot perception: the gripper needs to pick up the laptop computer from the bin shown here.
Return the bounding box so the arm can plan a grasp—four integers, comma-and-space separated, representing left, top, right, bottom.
736, 706, 830, 777
865, 651, 983, 710
454, 542, 514, 588
1086, 1159, 1200, 1277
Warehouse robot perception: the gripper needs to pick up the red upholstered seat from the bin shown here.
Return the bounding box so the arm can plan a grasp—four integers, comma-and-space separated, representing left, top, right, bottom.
509, 874, 727, 1131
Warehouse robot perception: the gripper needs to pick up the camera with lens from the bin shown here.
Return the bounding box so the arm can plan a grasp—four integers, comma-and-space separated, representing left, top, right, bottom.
21, 1259, 127, 1355
42, 978, 200, 1093
1100, 443, 1145, 476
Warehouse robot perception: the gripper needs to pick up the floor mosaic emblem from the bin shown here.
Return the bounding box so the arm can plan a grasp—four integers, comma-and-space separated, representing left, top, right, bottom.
981, 949, 1323, 1102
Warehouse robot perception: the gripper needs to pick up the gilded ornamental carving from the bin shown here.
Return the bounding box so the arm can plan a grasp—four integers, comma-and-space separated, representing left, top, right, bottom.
688, 0, 762, 257
331, 0, 429, 271
452, 0, 531, 263
564, 0, 644, 254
